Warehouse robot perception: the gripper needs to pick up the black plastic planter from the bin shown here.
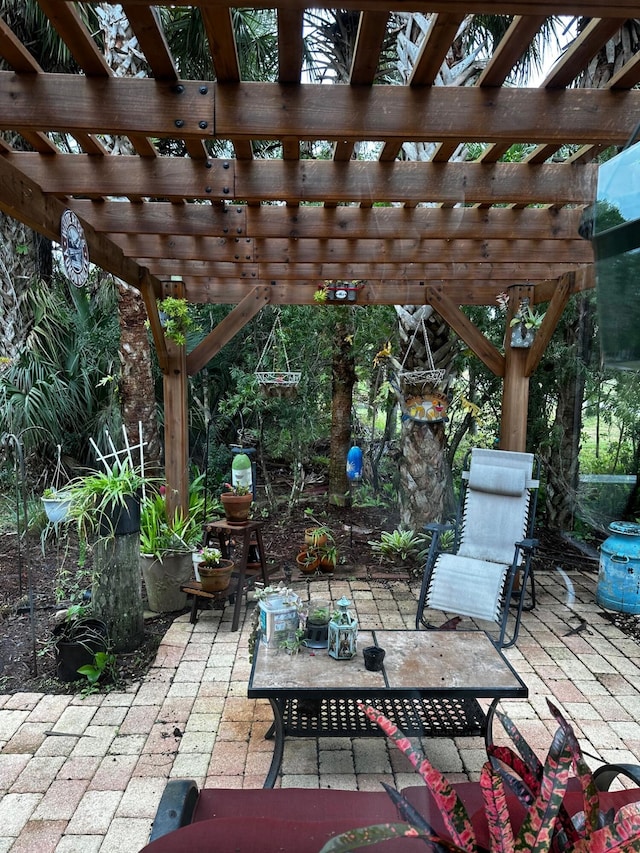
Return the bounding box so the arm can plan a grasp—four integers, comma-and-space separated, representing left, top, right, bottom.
53, 618, 109, 682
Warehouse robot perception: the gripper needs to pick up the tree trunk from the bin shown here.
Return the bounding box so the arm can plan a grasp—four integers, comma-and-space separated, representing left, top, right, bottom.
328, 312, 356, 507
92, 532, 144, 653
544, 296, 595, 531
399, 418, 453, 528
395, 304, 458, 529
117, 280, 163, 471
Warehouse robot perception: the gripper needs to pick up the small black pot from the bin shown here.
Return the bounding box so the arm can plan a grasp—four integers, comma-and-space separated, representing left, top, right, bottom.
98, 494, 141, 537
363, 645, 385, 672
53, 618, 109, 682
305, 618, 330, 649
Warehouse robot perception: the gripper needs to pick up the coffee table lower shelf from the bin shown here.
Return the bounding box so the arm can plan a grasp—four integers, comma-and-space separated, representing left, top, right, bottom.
262, 694, 489, 788
276, 694, 486, 739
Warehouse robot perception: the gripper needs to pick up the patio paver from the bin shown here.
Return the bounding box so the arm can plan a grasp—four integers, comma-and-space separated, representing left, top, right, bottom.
0, 567, 639, 851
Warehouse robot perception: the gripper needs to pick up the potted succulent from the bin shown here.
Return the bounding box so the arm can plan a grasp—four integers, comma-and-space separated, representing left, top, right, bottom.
194, 547, 234, 593
220, 482, 252, 523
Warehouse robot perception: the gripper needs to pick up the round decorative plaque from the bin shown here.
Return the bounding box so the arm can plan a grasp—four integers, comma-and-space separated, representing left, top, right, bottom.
60, 209, 89, 287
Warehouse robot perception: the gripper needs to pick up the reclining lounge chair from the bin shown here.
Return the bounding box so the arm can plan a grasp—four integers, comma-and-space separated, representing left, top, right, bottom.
416, 447, 540, 648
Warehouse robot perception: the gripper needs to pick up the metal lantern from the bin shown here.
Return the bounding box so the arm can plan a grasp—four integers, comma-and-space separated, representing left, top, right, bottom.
328, 596, 358, 660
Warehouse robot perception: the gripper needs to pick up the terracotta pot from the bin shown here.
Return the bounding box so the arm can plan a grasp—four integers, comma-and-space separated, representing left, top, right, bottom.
319, 557, 335, 574
296, 550, 319, 575
198, 559, 234, 593
220, 492, 252, 523
304, 527, 328, 548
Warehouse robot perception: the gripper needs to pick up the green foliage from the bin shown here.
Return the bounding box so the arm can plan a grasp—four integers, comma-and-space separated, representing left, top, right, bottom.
368, 528, 430, 569
321, 699, 640, 853
157, 297, 197, 347
0, 273, 120, 464
67, 460, 146, 539
77, 651, 117, 695
139, 475, 206, 559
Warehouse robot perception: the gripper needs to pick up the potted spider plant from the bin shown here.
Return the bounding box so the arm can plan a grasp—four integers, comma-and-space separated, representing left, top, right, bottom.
139, 483, 204, 613
67, 460, 146, 539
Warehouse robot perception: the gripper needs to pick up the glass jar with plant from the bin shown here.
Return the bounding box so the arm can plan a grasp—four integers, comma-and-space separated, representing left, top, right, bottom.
305, 599, 331, 648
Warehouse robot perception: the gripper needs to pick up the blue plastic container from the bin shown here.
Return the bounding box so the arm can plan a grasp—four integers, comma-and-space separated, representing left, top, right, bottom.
597, 521, 640, 614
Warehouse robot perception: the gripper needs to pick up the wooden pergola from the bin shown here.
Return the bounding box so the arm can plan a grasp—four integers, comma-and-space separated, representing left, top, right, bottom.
1, 1, 637, 509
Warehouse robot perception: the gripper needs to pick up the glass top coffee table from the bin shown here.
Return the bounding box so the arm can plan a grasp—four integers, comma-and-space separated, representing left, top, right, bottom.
248, 629, 528, 787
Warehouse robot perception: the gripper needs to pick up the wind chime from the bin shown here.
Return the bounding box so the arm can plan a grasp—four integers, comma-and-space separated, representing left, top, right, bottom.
255, 310, 301, 398
386, 315, 450, 424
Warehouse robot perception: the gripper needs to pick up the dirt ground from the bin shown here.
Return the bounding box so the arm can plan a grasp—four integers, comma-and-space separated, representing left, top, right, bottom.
1, 501, 638, 696
0, 501, 399, 695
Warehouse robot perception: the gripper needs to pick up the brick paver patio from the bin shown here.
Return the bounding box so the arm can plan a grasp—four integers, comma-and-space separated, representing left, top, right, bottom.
1, 566, 639, 851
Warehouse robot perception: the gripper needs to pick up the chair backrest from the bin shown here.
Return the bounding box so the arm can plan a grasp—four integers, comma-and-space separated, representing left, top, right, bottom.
458, 448, 538, 565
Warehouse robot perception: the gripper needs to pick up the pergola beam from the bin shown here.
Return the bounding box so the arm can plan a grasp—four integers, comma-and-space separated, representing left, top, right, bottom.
57, 1, 640, 17
1, 75, 638, 147
178, 276, 584, 307
10, 155, 597, 207
113, 235, 591, 265
67, 201, 585, 240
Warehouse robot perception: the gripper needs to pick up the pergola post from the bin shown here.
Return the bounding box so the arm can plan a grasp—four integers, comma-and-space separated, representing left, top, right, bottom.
500, 346, 530, 452
163, 341, 189, 519
499, 283, 534, 452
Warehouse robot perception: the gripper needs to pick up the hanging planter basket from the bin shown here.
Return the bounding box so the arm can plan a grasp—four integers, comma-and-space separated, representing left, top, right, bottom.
255, 370, 301, 398
389, 317, 450, 424
255, 312, 301, 398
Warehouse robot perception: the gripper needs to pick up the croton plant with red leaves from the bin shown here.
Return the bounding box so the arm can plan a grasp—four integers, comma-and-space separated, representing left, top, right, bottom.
320, 699, 640, 853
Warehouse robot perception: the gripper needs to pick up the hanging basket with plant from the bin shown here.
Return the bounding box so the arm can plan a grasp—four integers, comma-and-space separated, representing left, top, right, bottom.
374, 317, 450, 425
42, 444, 72, 524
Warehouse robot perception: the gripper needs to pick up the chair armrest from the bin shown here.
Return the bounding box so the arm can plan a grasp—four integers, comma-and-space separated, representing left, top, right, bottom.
424, 522, 455, 533
593, 763, 640, 791
149, 779, 200, 842
515, 538, 539, 553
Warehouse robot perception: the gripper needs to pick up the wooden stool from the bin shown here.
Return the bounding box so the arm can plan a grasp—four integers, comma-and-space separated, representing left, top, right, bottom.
190, 519, 269, 631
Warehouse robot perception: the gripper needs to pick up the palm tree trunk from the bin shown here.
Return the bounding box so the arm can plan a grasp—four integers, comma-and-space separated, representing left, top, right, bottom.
117, 280, 162, 470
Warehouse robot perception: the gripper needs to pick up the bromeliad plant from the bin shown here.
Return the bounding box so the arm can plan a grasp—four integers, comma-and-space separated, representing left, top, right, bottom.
320, 699, 640, 853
